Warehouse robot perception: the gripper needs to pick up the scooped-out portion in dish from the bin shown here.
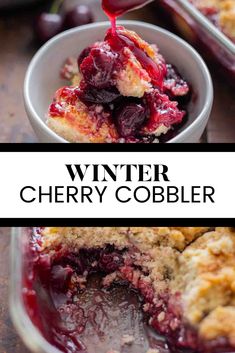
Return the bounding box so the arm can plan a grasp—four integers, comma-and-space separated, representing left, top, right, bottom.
46, 25, 191, 143
23, 227, 235, 353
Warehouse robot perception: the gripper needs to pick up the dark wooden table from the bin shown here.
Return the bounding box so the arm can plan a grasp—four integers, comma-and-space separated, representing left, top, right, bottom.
0, 0, 234, 143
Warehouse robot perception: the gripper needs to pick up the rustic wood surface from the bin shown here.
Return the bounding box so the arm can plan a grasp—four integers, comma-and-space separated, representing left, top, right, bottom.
0, 0, 234, 143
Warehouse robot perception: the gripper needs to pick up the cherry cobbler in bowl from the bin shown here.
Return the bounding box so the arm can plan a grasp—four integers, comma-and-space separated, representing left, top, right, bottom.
23, 227, 235, 353
47, 26, 190, 143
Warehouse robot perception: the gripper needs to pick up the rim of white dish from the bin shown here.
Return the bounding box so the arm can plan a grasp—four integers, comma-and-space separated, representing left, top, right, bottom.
24, 20, 213, 143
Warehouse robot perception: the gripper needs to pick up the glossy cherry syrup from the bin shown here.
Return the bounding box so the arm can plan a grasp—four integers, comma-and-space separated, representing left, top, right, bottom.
69, 0, 190, 140
105, 27, 166, 88
22, 231, 235, 353
22, 238, 170, 353
101, 0, 165, 88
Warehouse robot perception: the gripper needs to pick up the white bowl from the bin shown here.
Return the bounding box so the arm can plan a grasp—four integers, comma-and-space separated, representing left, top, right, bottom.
24, 20, 213, 143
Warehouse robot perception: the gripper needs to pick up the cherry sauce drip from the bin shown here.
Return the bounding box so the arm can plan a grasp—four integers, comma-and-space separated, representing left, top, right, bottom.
102, 0, 153, 32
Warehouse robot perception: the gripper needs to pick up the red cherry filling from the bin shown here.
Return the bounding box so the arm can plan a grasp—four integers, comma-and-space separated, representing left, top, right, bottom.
144, 90, 185, 132
80, 45, 118, 89
99, 251, 124, 272
23, 237, 235, 353
56, 86, 79, 105
49, 102, 65, 117
49, 86, 79, 118
72, 27, 189, 141
105, 27, 167, 88
50, 26, 191, 142
78, 47, 92, 68
114, 102, 147, 137
50, 265, 73, 292
164, 64, 190, 97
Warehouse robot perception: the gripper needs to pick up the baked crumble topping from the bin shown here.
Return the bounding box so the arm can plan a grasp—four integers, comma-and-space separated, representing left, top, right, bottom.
190, 0, 235, 40
40, 226, 210, 252
173, 227, 235, 341
23, 227, 235, 353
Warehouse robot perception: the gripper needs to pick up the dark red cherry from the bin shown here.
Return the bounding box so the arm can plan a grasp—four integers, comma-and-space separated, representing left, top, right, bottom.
78, 47, 92, 68
144, 90, 185, 131
115, 103, 146, 137
99, 252, 123, 272
50, 265, 73, 292
64, 5, 94, 29
164, 64, 189, 97
80, 46, 118, 88
75, 84, 120, 104
35, 13, 63, 43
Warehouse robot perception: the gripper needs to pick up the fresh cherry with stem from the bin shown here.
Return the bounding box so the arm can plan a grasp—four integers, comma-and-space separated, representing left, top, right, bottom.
35, 0, 64, 43
64, 4, 94, 29
35, 1, 94, 43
